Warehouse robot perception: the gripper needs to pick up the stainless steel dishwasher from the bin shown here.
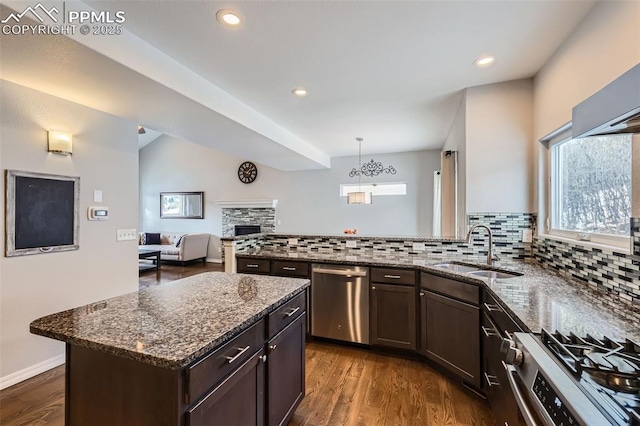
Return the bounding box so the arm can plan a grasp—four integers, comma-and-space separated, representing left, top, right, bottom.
311, 264, 369, 344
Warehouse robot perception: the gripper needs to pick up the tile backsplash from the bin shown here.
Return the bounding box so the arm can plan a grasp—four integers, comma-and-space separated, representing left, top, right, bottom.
233, 212, 536, 260
533, 217, 640, 305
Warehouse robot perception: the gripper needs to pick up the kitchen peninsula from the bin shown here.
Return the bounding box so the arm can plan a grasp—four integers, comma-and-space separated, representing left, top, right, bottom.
30, 272, 309, 426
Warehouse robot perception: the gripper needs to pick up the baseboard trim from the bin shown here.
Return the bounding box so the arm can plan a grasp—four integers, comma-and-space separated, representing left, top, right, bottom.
206, 258, 222, 264
0, 353, 65, 390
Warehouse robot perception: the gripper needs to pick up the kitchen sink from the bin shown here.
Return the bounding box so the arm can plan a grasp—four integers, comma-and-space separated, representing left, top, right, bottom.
433, 263, 481, 273
467, 270, 521, 279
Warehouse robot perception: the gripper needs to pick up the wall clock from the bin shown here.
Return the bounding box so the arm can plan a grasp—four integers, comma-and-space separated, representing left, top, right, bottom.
238, 161, 258, 184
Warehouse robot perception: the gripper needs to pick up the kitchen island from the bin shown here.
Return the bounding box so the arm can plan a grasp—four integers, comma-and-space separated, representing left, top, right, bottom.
30, 272, 309, 426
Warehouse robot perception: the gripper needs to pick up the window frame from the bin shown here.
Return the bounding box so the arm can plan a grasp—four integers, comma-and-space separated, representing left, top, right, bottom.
544, 127, 631, 251
339, 182, 407, 197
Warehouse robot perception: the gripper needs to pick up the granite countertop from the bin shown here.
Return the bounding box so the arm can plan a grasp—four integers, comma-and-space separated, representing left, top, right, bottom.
238, 249, 640, 341
30, 272, 310, 369
222, 232, 463, 243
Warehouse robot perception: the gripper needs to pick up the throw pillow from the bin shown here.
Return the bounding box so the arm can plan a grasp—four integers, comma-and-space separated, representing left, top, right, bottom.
144, 232, 161, 245
175, 234, 188, 248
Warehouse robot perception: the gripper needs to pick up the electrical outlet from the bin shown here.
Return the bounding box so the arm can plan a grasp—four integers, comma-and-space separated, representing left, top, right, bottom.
117, 228, 137, 241
288, 238, 298, 245
346, 240, 357, 248
522, 230, 533, 243
412, 242, 426, 251
218, 247, 222, 253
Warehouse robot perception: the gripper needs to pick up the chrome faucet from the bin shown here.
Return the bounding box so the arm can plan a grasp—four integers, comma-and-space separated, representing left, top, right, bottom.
466, 224, 500, 266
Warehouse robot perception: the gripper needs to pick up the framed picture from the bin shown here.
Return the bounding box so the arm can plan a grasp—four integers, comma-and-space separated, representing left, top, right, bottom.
5, 170, 80, 257
160, 192, 204, 219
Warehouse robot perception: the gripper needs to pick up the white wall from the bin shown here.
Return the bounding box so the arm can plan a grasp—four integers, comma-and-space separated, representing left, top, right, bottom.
139, 136, 441, 259
444, 94, 467, 236
534, 1, 640, 139
465, 79, 535, 213
533, 1, 640, 227
0, 81, 139, 387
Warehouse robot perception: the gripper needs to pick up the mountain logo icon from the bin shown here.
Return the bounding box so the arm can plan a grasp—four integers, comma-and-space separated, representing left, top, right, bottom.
1, 3, 59, 24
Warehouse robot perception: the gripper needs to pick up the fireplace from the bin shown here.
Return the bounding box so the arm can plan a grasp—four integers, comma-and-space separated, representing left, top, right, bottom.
234, 225, 261, 236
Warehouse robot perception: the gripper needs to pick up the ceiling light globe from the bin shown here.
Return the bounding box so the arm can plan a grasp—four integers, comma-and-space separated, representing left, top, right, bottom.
216, 10, 242, 26
474, 55, 496, 67
292, 88, 308, 97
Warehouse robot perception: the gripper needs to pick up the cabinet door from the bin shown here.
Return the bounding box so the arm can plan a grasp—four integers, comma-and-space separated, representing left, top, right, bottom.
371, 283, 416, 350
267, 313, 306, 426
187, 350, 265, 426
425, 291, 481, 388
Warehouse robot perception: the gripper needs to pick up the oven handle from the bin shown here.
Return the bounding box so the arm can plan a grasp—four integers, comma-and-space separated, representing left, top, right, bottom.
503, 361, 538, 426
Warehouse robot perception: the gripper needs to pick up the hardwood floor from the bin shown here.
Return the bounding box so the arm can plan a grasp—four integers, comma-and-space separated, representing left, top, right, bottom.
138, 261, 224, 288
291, 342, 495, 426
0, 341, 495, 426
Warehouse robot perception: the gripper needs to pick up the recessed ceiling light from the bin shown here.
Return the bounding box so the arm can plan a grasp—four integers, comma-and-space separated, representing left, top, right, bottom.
291, 87, 308, 97
216, 9, 242, 26
474, 55, 496, 67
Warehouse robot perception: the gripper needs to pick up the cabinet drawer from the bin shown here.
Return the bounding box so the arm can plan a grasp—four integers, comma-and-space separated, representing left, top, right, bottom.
187, 349, 265, 426
187, 319, 265, 403
421, 272, 479, 305
272, 261, 310, 278
268, 292, 306, 338
371, 268, 416, 285
483, 291, 523, 336
237, 258, 271, 275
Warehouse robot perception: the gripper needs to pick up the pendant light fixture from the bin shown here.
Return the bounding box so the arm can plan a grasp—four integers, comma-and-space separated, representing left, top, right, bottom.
347, 138, 373, 205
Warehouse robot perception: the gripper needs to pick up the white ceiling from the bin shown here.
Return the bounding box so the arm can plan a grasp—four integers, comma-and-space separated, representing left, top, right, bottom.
138, 127, 163, 150
0, 0, 595, 169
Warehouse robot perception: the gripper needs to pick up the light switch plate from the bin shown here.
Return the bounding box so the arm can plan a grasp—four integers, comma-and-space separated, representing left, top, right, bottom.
117, 229, 137, 241
412, 242, 426, 251
93, 190, 103, 203
288, 238, 298, 245
346, 240, 357, 248
522, 230, 533, 243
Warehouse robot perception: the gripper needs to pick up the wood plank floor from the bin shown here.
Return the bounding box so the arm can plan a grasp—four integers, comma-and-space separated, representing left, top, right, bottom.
138, 261, 224, 288
0, 340, 495, 426
291, 341, 495, 426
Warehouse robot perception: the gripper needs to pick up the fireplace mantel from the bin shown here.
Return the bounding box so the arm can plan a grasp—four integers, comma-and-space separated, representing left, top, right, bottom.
215, 199, 278, 209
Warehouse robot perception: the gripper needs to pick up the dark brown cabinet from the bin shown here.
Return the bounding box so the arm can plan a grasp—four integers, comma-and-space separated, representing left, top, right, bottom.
370, 283, 416, 350
187, 349, 265, 426
420, 272, 481, 389
482, 292, 524, 425
267, 313, 306, 426
237, 258, 271, 275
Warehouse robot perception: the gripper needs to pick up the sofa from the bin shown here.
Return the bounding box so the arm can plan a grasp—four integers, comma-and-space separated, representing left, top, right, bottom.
139, 232, 210, 265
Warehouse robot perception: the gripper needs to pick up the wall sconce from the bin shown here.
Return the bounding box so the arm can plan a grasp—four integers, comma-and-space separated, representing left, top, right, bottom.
48, 130, 73, 156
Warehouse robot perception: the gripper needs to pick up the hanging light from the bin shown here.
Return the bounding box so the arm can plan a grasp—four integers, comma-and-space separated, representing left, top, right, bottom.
347, 137, 373, 205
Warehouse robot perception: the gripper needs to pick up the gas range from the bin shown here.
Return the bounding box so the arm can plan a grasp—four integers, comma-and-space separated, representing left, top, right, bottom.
504, 330, 640, 425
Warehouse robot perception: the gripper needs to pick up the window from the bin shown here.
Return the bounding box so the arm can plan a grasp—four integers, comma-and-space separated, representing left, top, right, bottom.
340, 182, 407, 197
550, 133, 632, 247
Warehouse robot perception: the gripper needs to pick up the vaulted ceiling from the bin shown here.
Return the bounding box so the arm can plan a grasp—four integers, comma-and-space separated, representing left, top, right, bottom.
0, 0, 595, 169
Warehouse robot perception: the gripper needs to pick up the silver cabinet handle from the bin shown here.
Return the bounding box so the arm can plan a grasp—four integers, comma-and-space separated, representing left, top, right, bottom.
384, 274, 401, 279
372, 286, 376, 290
312, 267, 367, 277
285, 306, 300, 317
282, 266, 297, 271
269, 344, 277, 351
482, 325, 499, 338
484, 372, 500, 388
246, 264, 259, 268
419, 292, 425, 297
503, 361, 537, 426
225, 345, 250, 364
483, 303, 502, 313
